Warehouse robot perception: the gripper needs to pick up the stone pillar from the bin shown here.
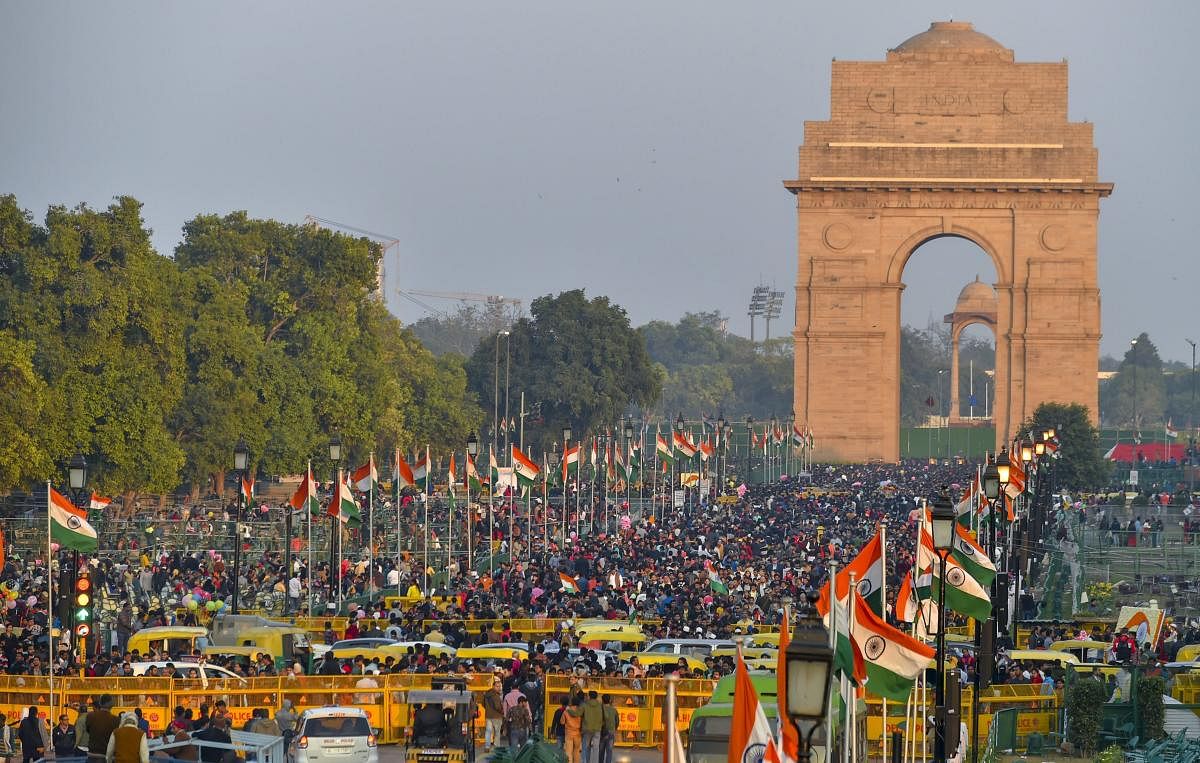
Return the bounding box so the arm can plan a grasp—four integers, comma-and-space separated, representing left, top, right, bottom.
949, 329, 961, 424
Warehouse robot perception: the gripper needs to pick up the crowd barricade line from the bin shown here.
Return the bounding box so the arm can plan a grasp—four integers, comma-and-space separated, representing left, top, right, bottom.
862, 684, 1061, 758
13, 672, 714, 748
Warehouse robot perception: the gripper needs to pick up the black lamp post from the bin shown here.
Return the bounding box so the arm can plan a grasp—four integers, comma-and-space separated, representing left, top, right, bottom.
467, 430, 479, 573
723, 423, 733, 491
546, 446, 559, 549
328, 434, 342, 612
561, 426, 572, 535
623, 418, 635, 502
232, 437, 249, 614
675, 413, 687, 518
66, 451, 88, 648
716, 413, 726, 494
746, 416, 755, 485
784, 594, 834, 762
930, 490, 957, 763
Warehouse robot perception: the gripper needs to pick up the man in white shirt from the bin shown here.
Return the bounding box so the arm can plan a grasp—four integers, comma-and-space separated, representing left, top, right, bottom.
288, 574, 302, 612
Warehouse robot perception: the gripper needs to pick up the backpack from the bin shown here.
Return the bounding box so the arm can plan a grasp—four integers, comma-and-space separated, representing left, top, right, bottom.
1116, 638, 1132, 661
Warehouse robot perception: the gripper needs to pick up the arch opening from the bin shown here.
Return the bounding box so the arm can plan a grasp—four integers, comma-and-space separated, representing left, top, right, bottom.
899, 237, 997, 460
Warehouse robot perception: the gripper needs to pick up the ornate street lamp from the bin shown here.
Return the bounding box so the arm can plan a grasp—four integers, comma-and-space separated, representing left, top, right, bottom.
930, 490, 957, 762
231, 437, 250, 614
68, 452, 88, 495
328, 434, 342, 612
983, 457, 1000, 503
785, 595, 834, 761
995, 447, 1011, 489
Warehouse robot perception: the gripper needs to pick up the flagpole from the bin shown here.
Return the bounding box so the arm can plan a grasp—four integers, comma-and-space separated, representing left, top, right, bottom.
423, 446, 430, 595
826, 561, 838, 763
306, 461, 313, 617
542, 456, 549, 556
847, 571, 857, 763
46, 480, 55, 714
603, 438, 609, 536
879, 521, 888, 763
651, 427, 659, 526
466, 452, 472, 576
368, 452, 375, 597
489, 446, 496, 579
395, 449, 402, 600
446, 456, 453, 590
337, 468, 344, 613
665, 674, 679, 763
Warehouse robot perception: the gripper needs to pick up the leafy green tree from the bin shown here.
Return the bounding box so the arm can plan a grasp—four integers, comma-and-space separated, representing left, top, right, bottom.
465, 290, 660, 449
0, 330, 52, 487
638, 313, 792, 421
0, 196, 186, 498
1019, 402, 1108, 490
1099, 332, 1166, 431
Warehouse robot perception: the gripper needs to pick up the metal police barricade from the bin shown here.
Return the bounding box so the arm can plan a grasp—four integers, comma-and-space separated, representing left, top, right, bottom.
59, 676, 174, 733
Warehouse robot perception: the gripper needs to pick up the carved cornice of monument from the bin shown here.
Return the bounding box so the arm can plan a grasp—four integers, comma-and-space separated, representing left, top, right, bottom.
785, 180, 1113, 196
788, 186, 1110, 210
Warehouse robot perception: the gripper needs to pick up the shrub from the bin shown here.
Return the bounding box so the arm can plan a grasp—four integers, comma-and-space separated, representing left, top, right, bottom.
1065, 677, 1107, 756
1138, 675, 1166, 741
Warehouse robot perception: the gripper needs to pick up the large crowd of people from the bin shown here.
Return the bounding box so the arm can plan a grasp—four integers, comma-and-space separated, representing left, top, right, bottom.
0, 459, 1189, 696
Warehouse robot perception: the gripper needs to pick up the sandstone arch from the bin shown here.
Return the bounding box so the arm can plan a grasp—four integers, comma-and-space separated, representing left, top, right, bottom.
787, 21, 1111, 462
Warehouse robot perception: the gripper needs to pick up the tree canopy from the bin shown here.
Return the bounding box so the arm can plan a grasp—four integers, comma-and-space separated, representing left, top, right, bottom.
464, 289, 660, 450
0, 196, 484, 498
638, 312, 793, 422
1019, 402, 1108, 490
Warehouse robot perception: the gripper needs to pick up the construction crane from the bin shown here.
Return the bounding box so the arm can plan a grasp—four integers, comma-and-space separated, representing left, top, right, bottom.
398, 289, 523, 313
303, 215, 400, 298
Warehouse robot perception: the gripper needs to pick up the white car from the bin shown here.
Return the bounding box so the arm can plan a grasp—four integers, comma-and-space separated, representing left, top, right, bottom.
289, 707, 378, 763
129, 661, 244, 681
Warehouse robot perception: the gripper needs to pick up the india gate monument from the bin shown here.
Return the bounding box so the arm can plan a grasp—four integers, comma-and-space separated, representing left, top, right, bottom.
788, 21, 1111, 463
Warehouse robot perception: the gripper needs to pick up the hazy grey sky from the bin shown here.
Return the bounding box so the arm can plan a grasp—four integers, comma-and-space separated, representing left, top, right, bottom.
3, 1, 1196, 361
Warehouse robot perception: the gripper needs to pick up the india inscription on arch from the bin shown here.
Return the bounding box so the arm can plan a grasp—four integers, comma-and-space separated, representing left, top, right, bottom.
786, 21, 1112, 462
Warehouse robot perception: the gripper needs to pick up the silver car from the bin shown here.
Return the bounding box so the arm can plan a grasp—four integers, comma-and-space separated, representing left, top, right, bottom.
289, 707, 378, 763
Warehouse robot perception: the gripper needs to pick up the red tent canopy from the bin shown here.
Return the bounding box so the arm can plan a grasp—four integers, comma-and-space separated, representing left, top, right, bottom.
1103, 442, 1185, 462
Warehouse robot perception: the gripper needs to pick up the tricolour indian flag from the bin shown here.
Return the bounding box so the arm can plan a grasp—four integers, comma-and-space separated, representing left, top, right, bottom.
1005, 459, 1027, 499
955, 474, 982, 527
352, 455, 378, 493
699, 439, 713, 462
728, 652, 774, 763
512, 445, 540, 487
850, 589, 935, 701
413, 453, 430, 491
50, 487, 98, 552
819, 586, 862, 683
561, 444, 580, 484
240, 475, 255, 502
395, 452, 416, 490
673, 431, 697, 460
656, 431, 673, 466
559, 571, 580, 594
953, 523, 996, 586
917, 523, 992, 621
819, 529, 885, 616
704, 560, 728, 594
465, 454, 485, 491
791, 424, 805, 447
89, 492, 112, 512
327, 471, 361, 526
289, 464, 321, 513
